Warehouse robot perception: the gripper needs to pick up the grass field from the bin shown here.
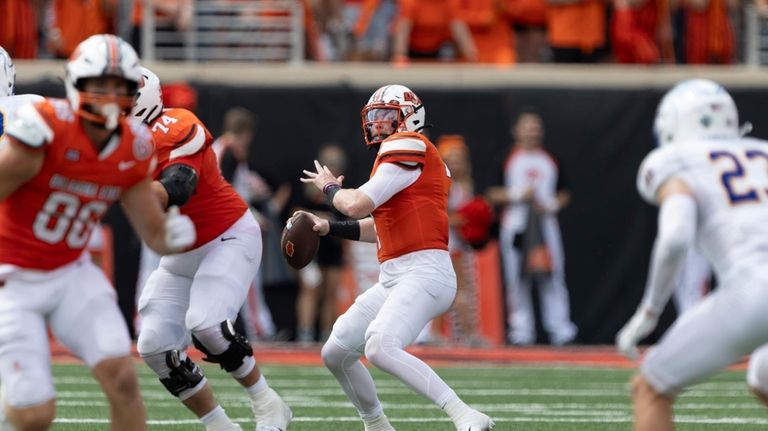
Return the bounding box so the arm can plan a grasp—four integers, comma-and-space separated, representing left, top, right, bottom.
49, 362, 768, 430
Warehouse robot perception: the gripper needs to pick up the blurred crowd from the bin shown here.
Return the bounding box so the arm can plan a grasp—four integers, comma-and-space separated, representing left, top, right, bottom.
2, 0, 767, 64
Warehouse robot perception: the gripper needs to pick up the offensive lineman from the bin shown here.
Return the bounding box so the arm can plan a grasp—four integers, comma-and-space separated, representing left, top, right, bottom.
131, 67, 291, 431
0, 35, 196, 431
616, 79, 768, 430
297, 84, 494, 431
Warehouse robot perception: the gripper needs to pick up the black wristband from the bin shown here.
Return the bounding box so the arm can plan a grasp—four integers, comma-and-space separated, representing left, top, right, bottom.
323, 183, 341, 204
327, 220, 361, 240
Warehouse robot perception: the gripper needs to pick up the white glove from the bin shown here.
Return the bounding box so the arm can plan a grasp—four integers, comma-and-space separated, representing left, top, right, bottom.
616, 306, 659, 361
164, 205, 196, 253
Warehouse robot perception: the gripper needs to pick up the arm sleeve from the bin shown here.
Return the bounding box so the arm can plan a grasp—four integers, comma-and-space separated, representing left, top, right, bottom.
641, 193, 697, 314
358, 162, 421, 208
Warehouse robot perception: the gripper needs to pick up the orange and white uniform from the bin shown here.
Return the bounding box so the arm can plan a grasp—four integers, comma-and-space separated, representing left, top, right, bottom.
0, 98, 154, 270
329, 131, 456, 352
0, 97, 153, 407
148, 108, 249, 248
368, 131, 450, 262
136, 108, 263, 361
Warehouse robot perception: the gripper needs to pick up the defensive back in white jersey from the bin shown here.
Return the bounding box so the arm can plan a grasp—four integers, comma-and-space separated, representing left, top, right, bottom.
0, 94, 44, 138
638, 136, 768, 285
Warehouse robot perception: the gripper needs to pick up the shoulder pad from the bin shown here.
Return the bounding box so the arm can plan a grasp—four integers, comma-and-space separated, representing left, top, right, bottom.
379, 137, 427, 155
637, 146, 686, 204
5, 102, 54, 148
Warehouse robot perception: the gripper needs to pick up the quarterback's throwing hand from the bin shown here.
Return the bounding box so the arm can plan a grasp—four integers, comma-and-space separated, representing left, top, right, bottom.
301, 159, 344, 192
616, 306, 659, 361
164, 205, 196, 252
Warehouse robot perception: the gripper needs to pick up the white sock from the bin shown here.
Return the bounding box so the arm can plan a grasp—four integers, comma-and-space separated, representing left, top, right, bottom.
200, 405, 236, 430
443, 396, 472, 422
246, 374, 269, 399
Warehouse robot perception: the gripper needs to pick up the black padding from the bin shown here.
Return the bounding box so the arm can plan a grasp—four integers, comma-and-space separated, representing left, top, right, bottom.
192, 320, 254, 372
159, 350, 205, 397
159, 163, 198, 207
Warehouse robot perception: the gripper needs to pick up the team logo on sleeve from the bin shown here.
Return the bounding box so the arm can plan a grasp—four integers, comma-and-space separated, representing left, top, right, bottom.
130, 120, 154, 160
644, 170, 654, 188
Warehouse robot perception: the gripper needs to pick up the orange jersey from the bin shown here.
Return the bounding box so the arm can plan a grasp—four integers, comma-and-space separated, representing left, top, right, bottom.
371, 132, 450, 262
148, 108, 248, 249
0, 98, 155, 270
399, 0, 462, 54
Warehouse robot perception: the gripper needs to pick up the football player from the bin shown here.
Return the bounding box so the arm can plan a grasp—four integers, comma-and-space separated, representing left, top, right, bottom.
616, 79, 768, 430
131, 67, 291, 431
0, 35, 196, 431
0, 47, 44, 124
296, 84, 494, 431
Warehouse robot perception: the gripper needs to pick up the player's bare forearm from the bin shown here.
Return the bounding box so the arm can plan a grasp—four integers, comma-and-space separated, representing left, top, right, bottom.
122, 179, 174, 254
332, 189, 375, 219
151, 180, 170, 209
0, 138, 44, 201
358, 217, 377, 243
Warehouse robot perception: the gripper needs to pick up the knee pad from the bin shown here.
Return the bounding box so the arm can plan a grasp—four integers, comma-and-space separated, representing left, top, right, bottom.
191, 320, 253, 373
143, 350, 206, 399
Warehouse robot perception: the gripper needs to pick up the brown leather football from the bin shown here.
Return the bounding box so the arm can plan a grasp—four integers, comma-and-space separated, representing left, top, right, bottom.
281, 212, 320, 269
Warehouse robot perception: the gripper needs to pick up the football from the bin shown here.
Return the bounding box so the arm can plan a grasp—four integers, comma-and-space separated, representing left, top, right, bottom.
281, 212, 320, 269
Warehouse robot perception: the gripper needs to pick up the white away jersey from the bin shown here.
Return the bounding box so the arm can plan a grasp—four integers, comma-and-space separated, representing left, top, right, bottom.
0, 94, 44, 139
637, 138, 768, 284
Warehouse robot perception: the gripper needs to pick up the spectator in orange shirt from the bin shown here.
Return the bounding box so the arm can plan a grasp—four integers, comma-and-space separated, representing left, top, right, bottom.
46, 0, 117, 58
458, 0, 516, 64
546, 0, 606, 63
680, 0, 735, 64
611, 0, 675, 64
507, 0, 550, 62
392, 0, 478, 62
0, 0, 38, 59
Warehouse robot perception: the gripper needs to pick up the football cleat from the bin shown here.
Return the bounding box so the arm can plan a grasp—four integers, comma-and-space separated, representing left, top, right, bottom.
252, 388, 292, 431
453, 409, 495, 431
364, 414, 396, 431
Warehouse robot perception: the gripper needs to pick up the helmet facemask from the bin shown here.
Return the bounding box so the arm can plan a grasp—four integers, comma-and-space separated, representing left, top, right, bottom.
361, 104, 403, 146
75, 75, 138, 131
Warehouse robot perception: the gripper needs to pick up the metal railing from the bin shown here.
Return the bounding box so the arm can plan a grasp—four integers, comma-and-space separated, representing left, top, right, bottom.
141, 0, 304, 63
745, 5, 768, 67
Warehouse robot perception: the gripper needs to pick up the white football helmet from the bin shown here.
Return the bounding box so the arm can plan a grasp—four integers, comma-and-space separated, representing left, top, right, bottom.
0, 46, 15, 97
654, 78, 739, 146
361, 84, 425, 146
131, 66, 163, 124
65, 34, 141, 130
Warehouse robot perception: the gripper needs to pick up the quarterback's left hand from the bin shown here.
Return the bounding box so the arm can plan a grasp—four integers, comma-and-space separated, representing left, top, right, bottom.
616, 306, 658, 361
301, 159, 344, 192
164, 205, 196, 252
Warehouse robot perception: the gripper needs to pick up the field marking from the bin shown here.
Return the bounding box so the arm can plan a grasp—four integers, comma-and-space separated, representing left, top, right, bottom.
52, 416, 768, 425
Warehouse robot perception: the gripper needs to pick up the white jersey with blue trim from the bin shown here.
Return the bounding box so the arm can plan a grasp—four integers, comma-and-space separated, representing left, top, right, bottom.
0, 94, 44, 139
637, 137, 768, 285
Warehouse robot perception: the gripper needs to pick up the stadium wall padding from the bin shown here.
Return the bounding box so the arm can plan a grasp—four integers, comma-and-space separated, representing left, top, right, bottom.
19, 80, 768, 344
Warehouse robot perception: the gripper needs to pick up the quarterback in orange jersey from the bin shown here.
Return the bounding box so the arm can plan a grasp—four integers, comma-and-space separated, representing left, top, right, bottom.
0, 35, 196, 431
130, 67, 291, 431
297, 84, 494, 431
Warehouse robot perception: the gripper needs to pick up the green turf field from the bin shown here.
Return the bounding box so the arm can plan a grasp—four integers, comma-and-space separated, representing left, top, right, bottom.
49, 362, 767, 430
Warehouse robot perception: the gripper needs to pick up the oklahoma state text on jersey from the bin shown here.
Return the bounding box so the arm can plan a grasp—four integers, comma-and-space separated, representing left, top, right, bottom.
148, 108, 248, 248
0, 98, 155, 270
371, 131, 450, 262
